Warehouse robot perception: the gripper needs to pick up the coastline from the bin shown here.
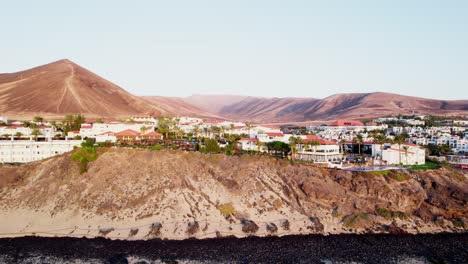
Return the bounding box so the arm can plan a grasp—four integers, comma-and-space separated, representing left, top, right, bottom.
1, 233, 467, 263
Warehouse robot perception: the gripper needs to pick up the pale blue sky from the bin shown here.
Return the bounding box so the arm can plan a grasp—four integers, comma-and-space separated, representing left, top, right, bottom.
1, 0, 467, 100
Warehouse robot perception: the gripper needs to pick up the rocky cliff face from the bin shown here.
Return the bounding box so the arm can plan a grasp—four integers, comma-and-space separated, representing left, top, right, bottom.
0, 149, 466, 240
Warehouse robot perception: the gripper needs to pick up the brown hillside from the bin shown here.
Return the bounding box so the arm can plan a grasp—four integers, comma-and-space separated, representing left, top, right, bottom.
0, 60, 215, 120
189, 93, 468, 122
0, 149, 466, 240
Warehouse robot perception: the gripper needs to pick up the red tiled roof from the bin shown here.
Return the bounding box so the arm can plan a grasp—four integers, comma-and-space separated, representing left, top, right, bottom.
98, 131, 115, 136
303, 135, 336, 145
329, 120, 364, 126
115, 129, 141, 137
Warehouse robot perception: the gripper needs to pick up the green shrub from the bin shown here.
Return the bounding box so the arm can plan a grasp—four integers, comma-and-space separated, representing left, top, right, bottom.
218, 203, 235, 217
376, 208, 392, 219
205, 139, 220, 153
452, 218, 465, 228
149, 144, 164, 151
376, 208, 408, 219
342, 213, 369, 227
408, 161, 439, 170
71, 146, 98, 174
371, 170, 390, 175
388, 171, 410, 182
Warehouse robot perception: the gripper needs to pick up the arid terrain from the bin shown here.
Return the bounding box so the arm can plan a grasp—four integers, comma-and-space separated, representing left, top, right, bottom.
0, 148, 466, 240
184, 93, 468, 123
1, 60, 467, 121
0, 60, 211, 119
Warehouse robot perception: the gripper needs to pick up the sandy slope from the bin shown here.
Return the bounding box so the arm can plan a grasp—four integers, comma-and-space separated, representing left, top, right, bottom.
0, 149, 466, 240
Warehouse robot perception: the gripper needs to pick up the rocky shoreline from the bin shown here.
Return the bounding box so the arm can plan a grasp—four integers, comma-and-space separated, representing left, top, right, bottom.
0, 233, 467, 263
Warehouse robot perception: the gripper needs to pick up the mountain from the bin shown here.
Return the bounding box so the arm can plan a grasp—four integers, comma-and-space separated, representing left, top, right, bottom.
0, 59, 213, 119
141, 96, 221, 119
2, 60, 466, 122
182, 93, 468, 122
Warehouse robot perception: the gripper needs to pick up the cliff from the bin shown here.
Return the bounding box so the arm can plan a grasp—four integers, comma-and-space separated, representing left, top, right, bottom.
0, 148, 466, 240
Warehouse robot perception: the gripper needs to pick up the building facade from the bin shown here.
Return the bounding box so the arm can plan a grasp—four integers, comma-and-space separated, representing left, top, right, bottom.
0, 140, 83, 163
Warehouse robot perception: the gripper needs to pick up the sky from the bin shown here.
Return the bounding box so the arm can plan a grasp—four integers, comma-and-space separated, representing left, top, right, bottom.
1, 0, 467, 100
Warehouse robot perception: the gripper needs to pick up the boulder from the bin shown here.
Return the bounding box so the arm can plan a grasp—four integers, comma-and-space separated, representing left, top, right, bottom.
266, 223, 278, 233
307, 216, 324, 232
186, 221, 200, 236
279, 219, 290, 230
128, 228, 138, 237
98, 227, 114, 236
147, 222, 162, 237
241, 219, 259, 233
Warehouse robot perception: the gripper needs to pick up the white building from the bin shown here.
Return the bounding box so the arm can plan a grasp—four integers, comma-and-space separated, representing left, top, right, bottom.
238, 138, 266, 152
70, 123, 154, 138
0, 139, 83, 163
257, 132, 291, 143
294, 135, 343, 164
381, 143, 426, 165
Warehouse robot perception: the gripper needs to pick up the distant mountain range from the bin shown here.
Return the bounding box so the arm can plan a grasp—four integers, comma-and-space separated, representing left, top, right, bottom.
184, 93, 468, 123
1, 59, 467, 122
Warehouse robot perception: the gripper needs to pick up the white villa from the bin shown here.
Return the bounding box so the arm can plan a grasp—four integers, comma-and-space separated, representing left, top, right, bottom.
0, 139, 83, 163
238, 138, 266, 152
294, 135, 343, 164
381, 143, 426, 165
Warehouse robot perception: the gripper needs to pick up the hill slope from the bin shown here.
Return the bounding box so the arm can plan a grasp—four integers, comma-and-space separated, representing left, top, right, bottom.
181, 93, 468, 122
0, 60, 215, 119
0, 149, 466, 240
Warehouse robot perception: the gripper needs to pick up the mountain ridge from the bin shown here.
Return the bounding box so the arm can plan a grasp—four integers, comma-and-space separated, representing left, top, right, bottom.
1, 59, 467, 121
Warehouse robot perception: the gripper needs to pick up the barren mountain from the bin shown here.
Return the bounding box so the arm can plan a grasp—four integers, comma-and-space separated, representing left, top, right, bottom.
0, 60, 213, 119
183, 93, 468, 122
182, 94, 251, 114
141, 96, 221, 119
0, 149, 466, 240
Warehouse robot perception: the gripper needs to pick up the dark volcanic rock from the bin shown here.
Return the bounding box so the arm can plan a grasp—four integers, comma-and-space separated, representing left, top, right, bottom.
280, 219, 290, 230
307, 216, 324, 232
128, 228, 138, 237
0, 234, 467, 263
147, 222, 162, 238
241, 219, 259, 233
186, 221, 200, 236
266, 223, 278, 234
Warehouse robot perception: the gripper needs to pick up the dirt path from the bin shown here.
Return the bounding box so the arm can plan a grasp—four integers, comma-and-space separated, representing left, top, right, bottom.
56, 62, 85, 112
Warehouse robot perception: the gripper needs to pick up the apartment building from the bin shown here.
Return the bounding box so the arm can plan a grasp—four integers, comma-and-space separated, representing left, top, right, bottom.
0, 139, 83, 163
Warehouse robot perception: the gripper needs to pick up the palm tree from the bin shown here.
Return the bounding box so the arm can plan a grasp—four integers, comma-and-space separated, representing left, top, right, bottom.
289, 136, 303, 156
31, 129, 41, 141
310, 140, 320, 152
245, 122, 253, 137
402, 146, 409, 165
375, 134, 386, 161
353, 134, 363, 155
256, 141, 265, 153
140, 126, 148, 135
14, 132, 23, 138
193, 125, 200, 139
395, 134, 408, 165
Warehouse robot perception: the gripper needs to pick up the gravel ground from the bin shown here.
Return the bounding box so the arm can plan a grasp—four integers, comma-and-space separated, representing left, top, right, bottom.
0, 233, 467, 263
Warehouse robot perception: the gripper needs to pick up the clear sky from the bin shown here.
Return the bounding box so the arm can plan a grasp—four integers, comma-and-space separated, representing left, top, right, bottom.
1, 0, 467, 100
